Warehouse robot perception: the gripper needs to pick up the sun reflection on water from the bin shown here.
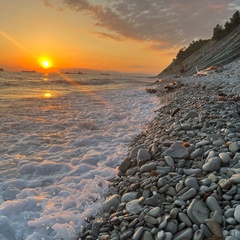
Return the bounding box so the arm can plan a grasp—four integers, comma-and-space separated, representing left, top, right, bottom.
42, 73, 49, 82
43, 91, 53, 98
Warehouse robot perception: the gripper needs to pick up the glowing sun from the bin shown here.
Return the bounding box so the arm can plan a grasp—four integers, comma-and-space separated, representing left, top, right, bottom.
40, 58, 52, 69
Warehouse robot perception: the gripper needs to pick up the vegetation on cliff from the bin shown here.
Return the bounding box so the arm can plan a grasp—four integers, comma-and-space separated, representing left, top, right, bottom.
213, 10, 240, 40
174, 11, 240, 64
174, 39, 210, 64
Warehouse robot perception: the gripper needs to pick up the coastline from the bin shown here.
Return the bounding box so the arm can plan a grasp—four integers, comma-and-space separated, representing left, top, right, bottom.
79, 60, 240, 240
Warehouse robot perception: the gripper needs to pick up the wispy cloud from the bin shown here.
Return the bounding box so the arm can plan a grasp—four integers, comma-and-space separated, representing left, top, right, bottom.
43, 0, 239, 48
93, 31, 124, 41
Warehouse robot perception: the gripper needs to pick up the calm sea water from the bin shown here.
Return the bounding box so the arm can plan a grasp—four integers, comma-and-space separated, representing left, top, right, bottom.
0, 71, 158, 239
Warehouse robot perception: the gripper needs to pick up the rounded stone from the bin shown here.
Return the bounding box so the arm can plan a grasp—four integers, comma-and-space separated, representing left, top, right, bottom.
213, 139, 225, 146
185, 177, 199, 190
126, 199, 144, 215
225, 237, 238, 240
120, 229, 134, 239
137, 149, 151, 166
169, 208, 179, 220
224, 208, 235, 218
162, 142, 189, 159
141, 230, 153, 240
219, 179, 232, 190
102, 194, 121, 212
211, 211, 223, 224
229, 142, 240, 152
190, 148, 204, 159
178, 188, 197, 201
205, 219, 223, 238
148, 207, 161, 217
144, 215, 158, 225
181, 124, 192, 130
130, 145, 145, 158
132, 227, 144, 240
193, 229, 204, 240
92, 222, 100, 238
234, 230, 240, 239
140, 162, 156, 172
173, 227, 193, 240
157, 230, 165, 240
164, 156, 174, 167
178, 212, 192, 227
118, 157, 132, 172
187, 199, 209, 224
165, 221, 177, 235
206, 196, 222, 215
183, 168, 202, 175
157, 176, 168, 188
230, 173, 240, 183
226, 217, 237, 225
202, 157, 221, 171
184, 111, 198, 119
234, 205, 240, 223
164, 232, 173, 240
219, 152, 231, 164
121, 192, 138, 202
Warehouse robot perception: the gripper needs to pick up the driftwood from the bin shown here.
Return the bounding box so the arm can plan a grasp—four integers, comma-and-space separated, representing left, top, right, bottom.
195, 65, 223, 76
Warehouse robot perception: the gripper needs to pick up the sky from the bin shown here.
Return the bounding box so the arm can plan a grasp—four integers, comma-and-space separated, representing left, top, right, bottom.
0, 0, 239, 74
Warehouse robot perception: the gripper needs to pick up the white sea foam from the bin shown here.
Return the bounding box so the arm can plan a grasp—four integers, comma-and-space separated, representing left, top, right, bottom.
0, 74, 159, 239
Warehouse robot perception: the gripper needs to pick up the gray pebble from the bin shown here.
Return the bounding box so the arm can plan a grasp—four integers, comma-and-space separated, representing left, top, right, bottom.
162, 142, 189, 159
178, 212, 192, 227
121, 192, 138, 202
144, 215, 158, 225
102, 194, 121, 212
132, 226, 144, 240
202, 157, 221, 171
187, 199, 209, 224
234, 205, 240, 223
141, 230, 153, 240
205, 219, 223, 238
148, 207, 161, 217
206, 196, 222, 215
178, 188, 197, 201
219, 152, 231, 164
137, 149, 151, 166
229, 142, 240, 152
140, 162, 156, 172
126, 199, 143, 214
173, 227, 193, 240
193, 229, 204, 240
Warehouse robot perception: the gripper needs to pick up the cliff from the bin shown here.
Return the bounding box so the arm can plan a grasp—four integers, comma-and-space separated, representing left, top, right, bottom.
158, 25, 240, 77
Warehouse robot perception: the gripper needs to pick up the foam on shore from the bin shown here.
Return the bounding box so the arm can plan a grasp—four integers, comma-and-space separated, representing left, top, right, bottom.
0, 77, 159, 240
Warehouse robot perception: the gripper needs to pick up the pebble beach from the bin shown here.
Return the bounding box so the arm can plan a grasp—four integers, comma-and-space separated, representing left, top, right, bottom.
80, 60, 240, 240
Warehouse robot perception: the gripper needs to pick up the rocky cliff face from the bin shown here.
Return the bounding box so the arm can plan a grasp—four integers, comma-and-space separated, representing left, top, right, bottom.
158, 25, 240, 77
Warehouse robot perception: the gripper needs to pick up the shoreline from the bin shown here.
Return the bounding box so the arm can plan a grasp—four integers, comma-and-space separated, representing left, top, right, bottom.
79, 60, 240, 240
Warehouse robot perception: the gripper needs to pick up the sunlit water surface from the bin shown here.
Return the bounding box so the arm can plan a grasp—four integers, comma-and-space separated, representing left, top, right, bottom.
0, 72, 158, 239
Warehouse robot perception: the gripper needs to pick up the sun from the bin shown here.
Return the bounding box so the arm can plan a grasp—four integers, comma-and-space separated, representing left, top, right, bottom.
39, 58, 52, 69
43, 60, 50, 68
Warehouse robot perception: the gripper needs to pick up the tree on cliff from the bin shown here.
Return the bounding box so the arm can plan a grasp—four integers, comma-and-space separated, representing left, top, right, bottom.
213, 10, 240, 40
212, 24, 225, 40
175, 39, 209, 64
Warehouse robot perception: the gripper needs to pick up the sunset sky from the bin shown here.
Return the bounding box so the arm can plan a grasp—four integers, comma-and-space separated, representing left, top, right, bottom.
0, 0, 239, 74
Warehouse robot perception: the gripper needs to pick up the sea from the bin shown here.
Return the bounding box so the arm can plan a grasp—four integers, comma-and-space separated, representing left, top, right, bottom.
0, 71, 159, 240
